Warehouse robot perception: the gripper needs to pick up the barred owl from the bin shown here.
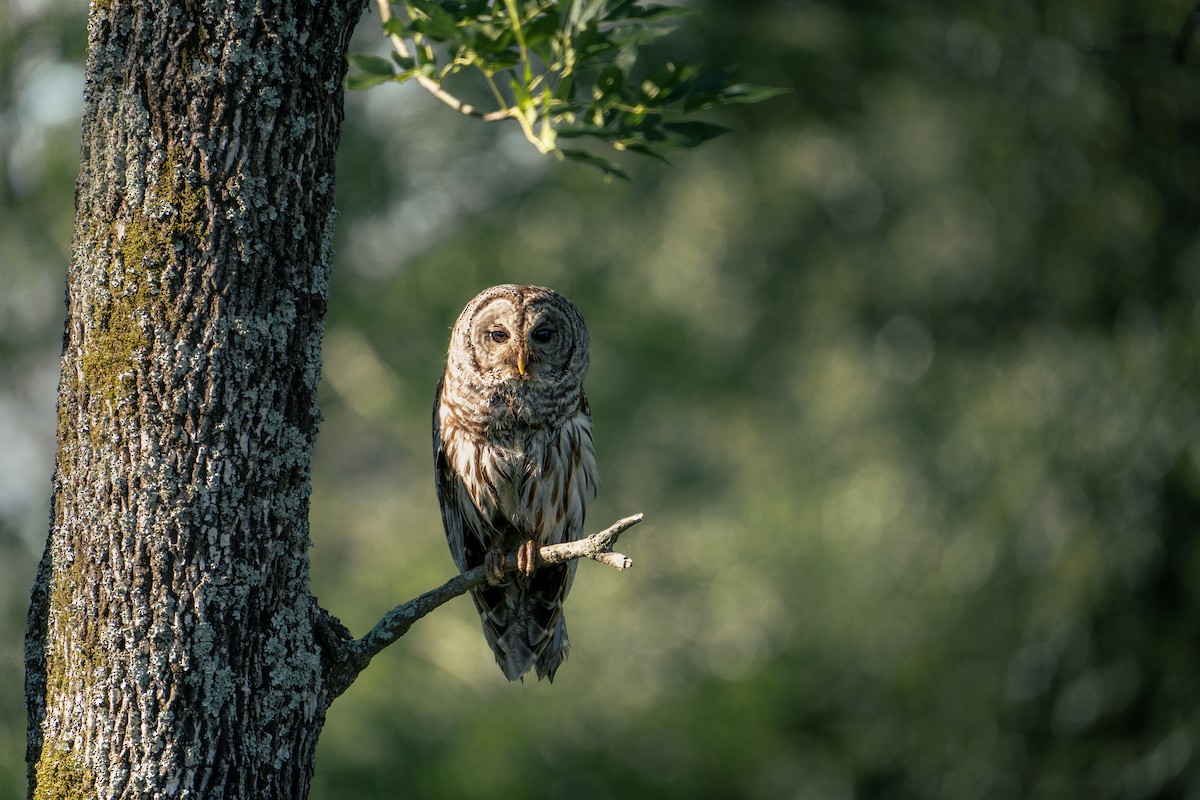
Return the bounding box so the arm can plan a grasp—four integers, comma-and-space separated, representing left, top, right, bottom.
433, 284, 597, 682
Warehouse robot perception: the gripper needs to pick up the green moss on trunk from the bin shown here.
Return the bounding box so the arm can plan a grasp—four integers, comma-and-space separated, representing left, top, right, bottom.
32, 745, 94, 800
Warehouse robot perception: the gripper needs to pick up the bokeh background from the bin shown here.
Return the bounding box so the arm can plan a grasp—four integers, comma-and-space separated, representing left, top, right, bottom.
3, 1, 1200, 798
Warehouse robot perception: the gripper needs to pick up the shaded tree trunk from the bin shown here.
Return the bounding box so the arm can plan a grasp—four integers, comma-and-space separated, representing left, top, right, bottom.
26, 0, 364, 797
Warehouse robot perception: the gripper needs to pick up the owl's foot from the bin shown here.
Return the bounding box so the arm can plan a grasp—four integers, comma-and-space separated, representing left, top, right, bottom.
516, 539, 538, 577
485, 547, 506, 586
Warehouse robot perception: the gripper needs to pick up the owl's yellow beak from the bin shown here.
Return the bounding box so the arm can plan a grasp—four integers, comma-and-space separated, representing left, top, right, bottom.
516, 350, 527, 377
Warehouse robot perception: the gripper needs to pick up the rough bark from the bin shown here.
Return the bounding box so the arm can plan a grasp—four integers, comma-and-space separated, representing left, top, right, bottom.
25, 1, 364, 797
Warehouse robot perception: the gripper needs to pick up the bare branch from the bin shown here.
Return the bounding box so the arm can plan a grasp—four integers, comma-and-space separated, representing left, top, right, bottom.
323, 513, 643, 696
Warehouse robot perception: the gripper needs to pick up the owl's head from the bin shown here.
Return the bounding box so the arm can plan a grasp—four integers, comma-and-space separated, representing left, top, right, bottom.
448, 284, 589, 391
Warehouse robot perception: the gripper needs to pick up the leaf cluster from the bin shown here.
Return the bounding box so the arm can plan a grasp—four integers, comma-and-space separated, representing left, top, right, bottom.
347, 0, 783, 177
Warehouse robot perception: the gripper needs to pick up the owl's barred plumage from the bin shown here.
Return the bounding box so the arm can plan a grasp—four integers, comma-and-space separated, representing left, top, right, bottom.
434, 285, 597, 681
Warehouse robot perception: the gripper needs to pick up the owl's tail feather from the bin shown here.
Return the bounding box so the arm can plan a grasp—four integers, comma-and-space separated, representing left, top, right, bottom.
534, 617, 570, 682
492, 616, 568, 682
473, 564, 570, 682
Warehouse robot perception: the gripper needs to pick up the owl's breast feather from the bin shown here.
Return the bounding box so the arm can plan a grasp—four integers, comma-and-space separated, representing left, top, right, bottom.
486, 380, 571, 430
477, 428, 553, 534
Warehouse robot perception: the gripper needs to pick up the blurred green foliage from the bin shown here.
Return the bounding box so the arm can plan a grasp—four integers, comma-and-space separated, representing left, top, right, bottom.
3, 1, 1200, 799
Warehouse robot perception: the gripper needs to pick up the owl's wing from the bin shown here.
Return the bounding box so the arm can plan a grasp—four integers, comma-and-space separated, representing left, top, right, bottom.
433, 384, 542, 680
433, 374, 488, 576
536, 398, 596, 678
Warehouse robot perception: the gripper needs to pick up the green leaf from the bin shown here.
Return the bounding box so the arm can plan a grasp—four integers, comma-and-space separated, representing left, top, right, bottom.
718, 83, 791, 105
415, 42, 437, 66
678, 66, 735, 111
393, 64, 437, 84
464, 23, 515, 56
402, 0, 438, 14
345, 53, 399, 90
408, 5, 459, 41
625, 4, 699, 23
345, 71, 397, 90
347, 54, 397, 77
552, 74, 577, 102
618, 104, 649, 127
607, 23, 674, 49
524, 12, 560, 49
561, 148, 629, 180
646, 61, 700, 102
459, 0, 491, 16
510, 76, 533, 111
555, 123, 614, 139
613, 44, 638, 77
656, 121, 733, 148
483, 52, 521, 72
622, 143, 671, 163
564, 0, 609, 31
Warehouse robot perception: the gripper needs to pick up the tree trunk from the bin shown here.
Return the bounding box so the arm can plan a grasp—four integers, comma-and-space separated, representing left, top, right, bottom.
26, 1, 364, 797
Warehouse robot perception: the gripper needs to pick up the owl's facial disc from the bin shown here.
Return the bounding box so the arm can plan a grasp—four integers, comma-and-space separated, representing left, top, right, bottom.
470, 295, 576, 387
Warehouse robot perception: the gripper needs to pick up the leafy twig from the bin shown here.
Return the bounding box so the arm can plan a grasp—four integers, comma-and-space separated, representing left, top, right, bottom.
347, 1, 785, 177
374, 0, 511, 122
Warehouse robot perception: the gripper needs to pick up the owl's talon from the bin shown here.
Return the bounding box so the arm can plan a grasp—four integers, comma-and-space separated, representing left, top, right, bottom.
517, 539, 537, 576
485, 549, 506, 586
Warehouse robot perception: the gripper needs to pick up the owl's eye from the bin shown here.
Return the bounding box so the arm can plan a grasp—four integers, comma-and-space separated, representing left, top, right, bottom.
489, 329, 510, 344
531, 327, 554, 344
